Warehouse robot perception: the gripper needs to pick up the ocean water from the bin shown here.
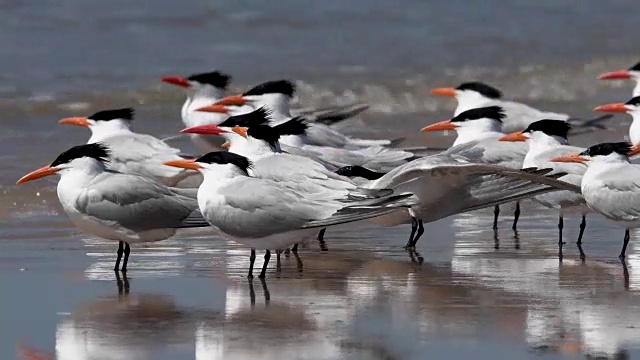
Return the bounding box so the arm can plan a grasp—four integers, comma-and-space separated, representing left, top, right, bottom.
4, 1, 640, 359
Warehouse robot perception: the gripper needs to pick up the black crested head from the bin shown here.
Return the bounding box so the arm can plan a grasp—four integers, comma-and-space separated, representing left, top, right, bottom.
451, 106, 505, 123
523, 119, 571, 139
580, 142, 631, 157
51, 143, 111, 167
629, 62, 640, 71
273, 117, 308, 136
219, 107, 272, 128
247, 125, 280, 149
243, 80, 295, 97
335, 165, 386, 180
195, 152, 252, 175
455, 82, 502, 99
89, 108, 134, 122
187, 71, 231, 89
625, 96, 640, 106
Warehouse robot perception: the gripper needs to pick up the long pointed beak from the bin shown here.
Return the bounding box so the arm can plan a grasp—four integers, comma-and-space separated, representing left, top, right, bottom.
181, 124, 229, 135
195, 105, 230, 113
550, 153, 588, 163
231, 127, 248, 138
221, 141, 231, 149
161, 76, 191, 88
598, 69, 632, 80
499, 131, 528, 142
163, 159, 202, 170
430, 87, 457, 97
593, 102, 628, 113
17, 166, 60, 184
214, 95, 247, 107
58, 117, 90, 127
421, 120, 456, 132
629, 145, 640, 157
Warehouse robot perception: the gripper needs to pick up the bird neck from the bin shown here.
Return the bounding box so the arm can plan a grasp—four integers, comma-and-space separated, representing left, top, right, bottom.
253, 94, 291, 122
88, 120, 133, 142
452, 121, 503, 146
527, 133, 568, 156
454, 92, 492, 116
629, 114, 640, 145
634, 81, 640, 98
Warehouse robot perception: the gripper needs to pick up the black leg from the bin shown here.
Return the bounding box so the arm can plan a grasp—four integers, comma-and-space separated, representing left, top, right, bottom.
276, 250, 282, 273
512, 202, 520, 231
293, 251, 303, 273
114, 241, 124, 271
248, 248, 256, 278
405, 216, 418, 249
620, 229, 630, 259
493, 205, 500, 230
292, 243, 299, 253
409, 220, 425, 247
558, 216, 564, 261
621, 258, 630, 289
259, 250, 271, 279
577, 215, 587, 261
121, 243, 130, 273
317, 228, 328, 251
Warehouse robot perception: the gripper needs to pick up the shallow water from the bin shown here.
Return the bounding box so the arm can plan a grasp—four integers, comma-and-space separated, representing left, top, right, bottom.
5, 1, 640, 359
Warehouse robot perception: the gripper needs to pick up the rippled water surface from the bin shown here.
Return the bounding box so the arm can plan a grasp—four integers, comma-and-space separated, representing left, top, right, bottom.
4, 1, 640, 359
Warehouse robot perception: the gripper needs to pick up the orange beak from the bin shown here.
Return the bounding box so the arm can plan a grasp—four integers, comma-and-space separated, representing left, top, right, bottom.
231, 127, 248, 138
195, 105, 230, 113
214, 95, 247, 107
499, 131, 528, 142
221, 141, 231, 149
421, 119, 457, 132
550, 153, 588, 164
163, 159, 202, 170
58, 117, 90, 127
430, 87, 457, 97
593, 102, 628, 113
181, 124, 229, 135
161, 76, 191, 88
598, 69, 632, 80
16, 166, 61, 184
629, 144, 640, 157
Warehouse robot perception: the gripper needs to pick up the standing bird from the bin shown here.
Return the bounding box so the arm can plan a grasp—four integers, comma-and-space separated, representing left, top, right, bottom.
58, 108, 197, 187
161, 70, 232, 151
212, 80, 397, 148
594, 96, 640, 145
551, 142, 640, 259
598, 62, 640, 97
421, 106, 528, 231
16, 143, 209, 272
500, 120, 590, 260
164, 152, 413, 278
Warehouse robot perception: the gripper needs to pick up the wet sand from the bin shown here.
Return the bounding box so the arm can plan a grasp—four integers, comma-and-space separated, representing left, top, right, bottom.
5, 203, 640, 360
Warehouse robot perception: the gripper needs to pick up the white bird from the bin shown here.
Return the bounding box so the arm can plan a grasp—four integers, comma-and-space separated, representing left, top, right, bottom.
16, 143, 209, 271
161, 70, 232, 151
594, 96, 640, 145
164, 151, 413, 278
195, 107, 415, 172
500, 119, 590, 260
59, 108, 197, 187
430, 81, 571, 133
211, 80, 397, 149
598, 62, 640, 97
421, 106, 529, 231
551, 142, 640, 259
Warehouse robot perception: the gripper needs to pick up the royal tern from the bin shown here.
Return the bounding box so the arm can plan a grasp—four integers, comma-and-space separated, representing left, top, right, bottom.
17, 143, 209, 271
500, 120, 590, 259
598, 62, 640, 97
212, 80, 397, 149
551, 142, 640, 259
161, 70, 231, 151
194, 107, 415, 171
421, 106, 528, 231
594, 96, 640, 145
58, 108, 198, 187
164, 151, 412, 278
430, 81, 608, 134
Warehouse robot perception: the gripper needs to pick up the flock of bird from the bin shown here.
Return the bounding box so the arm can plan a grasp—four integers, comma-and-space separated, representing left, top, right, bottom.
15, 62, 640, 278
